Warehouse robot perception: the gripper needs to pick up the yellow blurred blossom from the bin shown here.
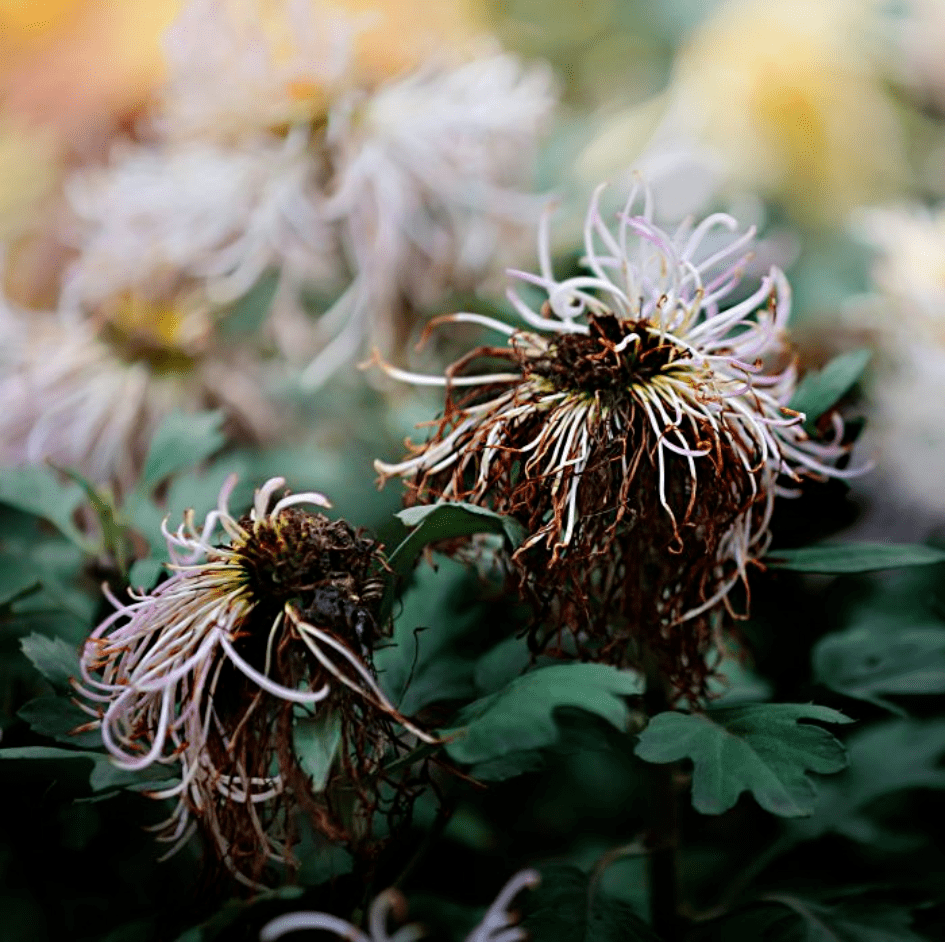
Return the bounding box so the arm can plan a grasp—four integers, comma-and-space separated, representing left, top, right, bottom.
0, 119, 59, 242
582, 0, 906, 227
678, 0, 905, 223
1, 0, 179, 146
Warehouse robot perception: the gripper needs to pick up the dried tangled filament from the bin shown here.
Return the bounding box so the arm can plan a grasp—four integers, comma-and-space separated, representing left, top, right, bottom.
75, 475, 434, 886
375, 182, 860, 696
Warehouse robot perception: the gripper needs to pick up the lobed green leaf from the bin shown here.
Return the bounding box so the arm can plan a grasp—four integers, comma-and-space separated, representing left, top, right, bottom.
20, 632, 82, 690
787, 718, 945, 846
441, 663, 644, 773
635, 704, 852, 817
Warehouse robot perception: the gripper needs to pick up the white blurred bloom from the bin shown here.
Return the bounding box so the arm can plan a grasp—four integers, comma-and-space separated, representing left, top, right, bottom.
0, 295, 194, 486
302, 53, 556, 386
160, 0, 491, 141
63, 129, 336, 310
161, 0, 353, 140
0, 283, 277, 489
852, 203, 945, 515
71, 0, 555, 387
261, 868, 541, 941
856, 204, 945, 340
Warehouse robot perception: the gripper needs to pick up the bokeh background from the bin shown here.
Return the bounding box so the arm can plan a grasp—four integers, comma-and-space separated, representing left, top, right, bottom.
3, 0, 945, 938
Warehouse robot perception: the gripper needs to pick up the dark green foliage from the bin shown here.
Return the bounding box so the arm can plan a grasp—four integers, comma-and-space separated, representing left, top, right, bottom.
693, 894, 922, 942
789, 348, 871, 433
3, 410, 945, 942
767, 543, 945, 573
521, 865, 658, 941
442, 663, 644, 775
635, 705, 852, 816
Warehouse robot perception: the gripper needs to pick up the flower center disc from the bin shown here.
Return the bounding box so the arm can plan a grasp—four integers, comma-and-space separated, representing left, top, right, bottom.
529, 313, 686, 395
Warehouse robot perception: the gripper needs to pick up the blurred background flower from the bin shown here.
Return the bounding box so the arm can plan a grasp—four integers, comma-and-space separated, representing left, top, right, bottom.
5, 2, 945, 940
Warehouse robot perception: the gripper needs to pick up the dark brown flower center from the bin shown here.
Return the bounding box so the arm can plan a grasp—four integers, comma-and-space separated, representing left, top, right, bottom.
528, 312, 687, 394
234, 510, 379, 604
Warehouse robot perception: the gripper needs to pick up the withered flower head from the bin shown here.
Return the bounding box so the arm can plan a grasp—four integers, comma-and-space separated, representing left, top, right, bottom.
375, 183, 859, 696
76, 475, 432, 886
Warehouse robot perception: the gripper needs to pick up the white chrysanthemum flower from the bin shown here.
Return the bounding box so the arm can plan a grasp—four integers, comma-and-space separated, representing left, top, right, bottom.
0, 285, 280, 490
76, 475, 433, 883
855, 204, 945, 339
63, 130, 336, 310
375, 183, 858, 694
160, 0, 490, 142
301, 52, 556, 386
850, 203, 945, 516
160, 0, 353, 140
0, 295, 196, 486
895, 0, 945, 114
261, 868, 540, 941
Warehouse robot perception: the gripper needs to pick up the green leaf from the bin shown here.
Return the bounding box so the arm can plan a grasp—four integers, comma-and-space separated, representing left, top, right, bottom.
20, 633, 81, 690
767, 543, 945, 573
389, 503, 526, 582
0, 466, 87, 547
0, 745, 174, 793
522, 865, 657, 941
695, 896, 921, 941
787, 719, 945, 846
0, 562, 41, 609
789, 348, 870, 432
17, 696, 101, 747
814, 622, 945, 706
218, 269, 280, 337
140, 409, 226, 491
765, 895, 920, 941
376, 556, 490, 715
53, 466, 133, 575
441, 663, 644, 773
635, 704, 852, 817
128, 557, 165, 591
293, 712, 341, 792
0, 745, 101, 763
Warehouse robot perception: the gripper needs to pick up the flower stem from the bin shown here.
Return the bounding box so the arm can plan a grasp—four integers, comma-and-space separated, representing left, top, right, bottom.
642, 657, 681, 938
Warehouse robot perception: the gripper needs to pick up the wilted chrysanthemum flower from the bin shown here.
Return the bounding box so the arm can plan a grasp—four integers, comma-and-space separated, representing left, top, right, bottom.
76, 475, 433, 885
261, 868, 540, 941
376, 183, 857, 695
